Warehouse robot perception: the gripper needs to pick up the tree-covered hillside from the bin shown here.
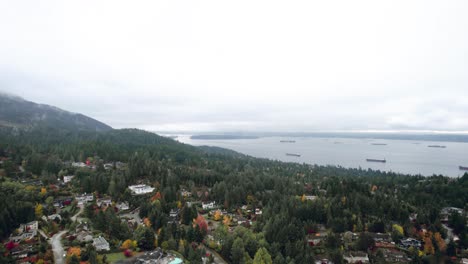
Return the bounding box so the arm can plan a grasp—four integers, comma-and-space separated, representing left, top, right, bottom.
0, 127, 467, 263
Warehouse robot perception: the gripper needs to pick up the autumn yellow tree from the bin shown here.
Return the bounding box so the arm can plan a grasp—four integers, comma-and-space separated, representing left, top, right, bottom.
40, 187, 47, 196
35, 203, 43, 218
392, 224, 404, 236
121, 239, 137, 250
213, 210, 222, 221
301, 194, 306, 202
223, 215, 231, 226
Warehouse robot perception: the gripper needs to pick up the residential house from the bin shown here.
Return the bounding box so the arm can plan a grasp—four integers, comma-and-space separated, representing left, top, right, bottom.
128, 184, 155, 195
181, 189, 192, 198
116, 202, 130, 211
76, 193, 94, 205
103, 163, 114, 170
72, 162, 87, 168
315, 259, 334, 264
202, 201, 216, 210
304, 195, 318, 201
400, 238, 422, 249
307, 232, 328, 247
63, 175, 74, 183
20, 221, 38, 233
97, 198, 112, 207
76, 231, 93, 243
368, 232, 392, 243
93, 236, 110, 251
47, 214, 62, 221
168, 209, 180, 224
440, 207, 464, 222
343, 251, 370, 263
379, 249, 411, 263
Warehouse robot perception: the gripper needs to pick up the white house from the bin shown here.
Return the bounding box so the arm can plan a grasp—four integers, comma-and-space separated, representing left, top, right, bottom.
305, 195, 318, 201
76, 193, 94, 205
202, 201, 216, 210
116, 202, 130, 211
63, 175, 74, 183
93, 236, 110, 251
343, 251, 370, 263
47, 214, 62, 221
128, 184, 155, 195
72, 162, 87, 168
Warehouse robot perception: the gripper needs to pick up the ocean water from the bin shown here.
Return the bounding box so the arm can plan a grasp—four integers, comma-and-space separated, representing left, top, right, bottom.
176, 135, 468, 177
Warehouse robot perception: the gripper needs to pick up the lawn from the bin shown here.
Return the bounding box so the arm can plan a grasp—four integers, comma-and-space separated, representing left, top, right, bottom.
102, 252, 126, 263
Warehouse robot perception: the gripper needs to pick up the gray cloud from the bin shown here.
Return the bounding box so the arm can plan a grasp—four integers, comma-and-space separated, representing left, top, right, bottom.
1, 1, 468, 132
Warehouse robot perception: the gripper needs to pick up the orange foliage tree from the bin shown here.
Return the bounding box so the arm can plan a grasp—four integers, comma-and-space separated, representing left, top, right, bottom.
213, 210, 222, 221
67, 247, 81, 257
223, 215, 231, 226
143, 217, 152, 227
193, 215, 208, 232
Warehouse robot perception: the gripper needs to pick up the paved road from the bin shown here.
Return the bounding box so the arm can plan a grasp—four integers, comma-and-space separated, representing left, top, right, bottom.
71, 205, 84, 222
202, 246, 227, 264
442, 224, 454, 244
51, 230, 67, 264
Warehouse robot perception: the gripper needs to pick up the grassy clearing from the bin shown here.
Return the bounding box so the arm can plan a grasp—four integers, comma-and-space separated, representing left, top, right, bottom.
102, 252, 126, 263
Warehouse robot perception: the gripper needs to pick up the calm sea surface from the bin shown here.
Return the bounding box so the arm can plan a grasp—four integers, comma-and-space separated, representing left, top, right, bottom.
176, 135, 468, 177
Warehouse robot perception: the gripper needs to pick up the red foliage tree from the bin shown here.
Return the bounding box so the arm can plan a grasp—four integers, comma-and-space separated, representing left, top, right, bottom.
193, 215, 208, 233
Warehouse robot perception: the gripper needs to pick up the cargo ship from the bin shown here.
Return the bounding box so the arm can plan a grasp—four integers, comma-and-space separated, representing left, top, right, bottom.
371, 143, 387, 146
366, 158, 386, 163
459, 166, 468, 171
280, 140, 296, 143
428, 145, 446, 148
286, 153, 301, 157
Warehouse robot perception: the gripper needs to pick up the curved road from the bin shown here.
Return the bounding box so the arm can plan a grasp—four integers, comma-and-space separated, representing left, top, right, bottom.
51, 206, 84, 264
51, 230, 67, 264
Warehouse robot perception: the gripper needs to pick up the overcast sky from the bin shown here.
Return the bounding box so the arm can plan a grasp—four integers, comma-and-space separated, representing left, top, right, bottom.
1, 1, 468, 132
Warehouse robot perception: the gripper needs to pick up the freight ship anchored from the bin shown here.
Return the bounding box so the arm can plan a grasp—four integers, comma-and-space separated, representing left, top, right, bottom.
286, 153, 301, 157
366, 158, 386, 163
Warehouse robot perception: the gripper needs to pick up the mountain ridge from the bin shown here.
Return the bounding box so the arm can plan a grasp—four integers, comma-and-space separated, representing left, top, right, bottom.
0, 93, 112, 132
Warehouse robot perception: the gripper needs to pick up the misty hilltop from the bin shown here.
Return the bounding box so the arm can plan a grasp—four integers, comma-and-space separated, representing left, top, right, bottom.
0, 92, 112, 132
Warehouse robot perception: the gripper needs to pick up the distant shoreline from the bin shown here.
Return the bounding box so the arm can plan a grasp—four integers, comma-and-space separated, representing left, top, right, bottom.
190, 135, 259, 140
182, 132, 468, 143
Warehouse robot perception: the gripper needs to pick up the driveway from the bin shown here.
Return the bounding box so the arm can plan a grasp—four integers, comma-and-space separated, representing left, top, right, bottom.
51, 230, 67, 264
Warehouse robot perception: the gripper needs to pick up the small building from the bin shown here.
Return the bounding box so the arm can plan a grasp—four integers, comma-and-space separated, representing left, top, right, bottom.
76, 231, 93, 243
343, 251, 370, 263
47, 214, 62, 221
63, 175, 74, 183
400, 238, 422, 248
103, 163, 114, 170
379, 248, 411, 263
93, 236, 110, 251
202, 201, 216, 210
440, 207, 464, 222
76, 193, 94, 205
97, 198, 112, 207
304, 195, 318, 201
168, 209, 180, 224
128, 184, 155, 195
116, 202, 130, 211
368, 232, 392, 243
20, 221, 38, 233
181, 189, 192, 197
72, 162, 87, 168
